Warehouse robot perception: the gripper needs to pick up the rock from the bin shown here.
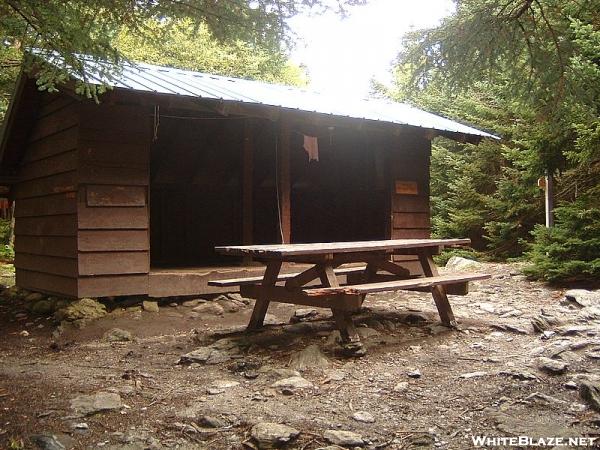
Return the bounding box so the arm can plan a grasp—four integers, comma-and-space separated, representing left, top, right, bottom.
491, 324, 529, 334
142, 301, 159, 313
445, 256, 481, 271
393, 381, 409, 392
192, 302, 224, 316
25, 292, 45, 302
459, 371, 487, 379
263, 313, 285, 325
216, 295, 241, 313
564, 289, 600, 308
260, 367, 302, 379
289, 344, 330, 370
352, 411, 375, 423
531, 314, 560, 332
272, 376, 313, 390
251, 422, 300, 448
104, 328, 133, 342
536, 357, 568, 375
478, 303, 496, 313
498, 370, 538, 381
210, 380, 240, 389
19, 330, 29, 337
323, 430, 364, 447
70, 392, 122, 416
578, 307, 600, 321
580, 381, 600, 411
30, 434, 66, 450
182, 299, 203, 307
407, 369, 421, 378
197, 415, 228, 428
293, 308, 317, 320
54, 298, 107, 326
30, 299, 55, 315
323, 369, 346, 383
178, 347, 230, 365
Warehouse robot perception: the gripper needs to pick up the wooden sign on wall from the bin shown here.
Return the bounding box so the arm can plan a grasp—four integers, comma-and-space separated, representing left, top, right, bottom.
395, 180, 418, 195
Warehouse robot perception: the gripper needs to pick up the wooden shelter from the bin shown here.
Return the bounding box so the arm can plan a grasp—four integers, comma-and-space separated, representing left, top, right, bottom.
0, 62, 494, 298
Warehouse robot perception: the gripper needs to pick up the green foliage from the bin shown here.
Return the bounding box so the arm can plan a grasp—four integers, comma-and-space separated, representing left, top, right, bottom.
389, 0, 600, 281
0, 0, 362, 119
115, 19, 307, 85
524, 194, 600, 282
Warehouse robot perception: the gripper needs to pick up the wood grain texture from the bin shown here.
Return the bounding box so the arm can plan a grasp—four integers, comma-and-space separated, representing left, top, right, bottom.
78, 206, 148, 229
86, 185, 146, 207
78, 251, 149, 275
78, 230, 149, 252
15, 192, 77, 217
15, 235, 77, 258
16, 269, 78, 297
78, 274, 149, 297
15, 253, 77, 278
14, 171, 77, 199
15, 215, 77, 236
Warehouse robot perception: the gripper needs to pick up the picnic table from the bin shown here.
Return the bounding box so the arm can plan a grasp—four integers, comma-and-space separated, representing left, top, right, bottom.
210, 238, 490, 355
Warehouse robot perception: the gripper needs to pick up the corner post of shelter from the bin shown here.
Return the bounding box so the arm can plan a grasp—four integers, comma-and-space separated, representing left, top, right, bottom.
277, 113, 291, 244
242, 118, 254, 263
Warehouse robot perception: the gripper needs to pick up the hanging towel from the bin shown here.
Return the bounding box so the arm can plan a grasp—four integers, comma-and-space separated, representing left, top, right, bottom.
303, 135, 319, 162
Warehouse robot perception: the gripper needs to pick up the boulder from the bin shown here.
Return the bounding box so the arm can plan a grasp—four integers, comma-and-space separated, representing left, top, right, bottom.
564, 289, 600, 308
70, 392, 122, 416
536, 357, 568, 375
272, 376, 313, 390
445, 256, 481, 271
580, 381, 600, 411
251, 422, 300, 448
54, 298, 107, 326
104, 328, 133, 342
142, 301, 159, 313
192, 302, 224, 316
289, 344, 330, 370
323, 430, 364, 447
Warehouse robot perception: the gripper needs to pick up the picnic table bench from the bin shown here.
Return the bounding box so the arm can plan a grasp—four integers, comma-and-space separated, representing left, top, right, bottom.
210, 238, 490, 355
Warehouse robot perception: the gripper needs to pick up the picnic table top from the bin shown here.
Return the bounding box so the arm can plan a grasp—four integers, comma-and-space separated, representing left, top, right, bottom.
215, 238, 470, 258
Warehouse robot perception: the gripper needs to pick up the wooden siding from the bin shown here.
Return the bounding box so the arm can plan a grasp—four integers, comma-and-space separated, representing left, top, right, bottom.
14, 93, 80, 296
76, 103, 151, 296
388, 133, 432, 274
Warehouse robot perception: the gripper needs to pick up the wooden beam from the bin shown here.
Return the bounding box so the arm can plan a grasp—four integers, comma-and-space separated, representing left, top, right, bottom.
242, 119, 254, 260
277, 114, 291, 243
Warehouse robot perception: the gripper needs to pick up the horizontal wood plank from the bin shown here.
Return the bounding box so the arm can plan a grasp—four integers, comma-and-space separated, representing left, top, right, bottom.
29, 104, 79, 143
78, 230, 149, 252
86, 185, 146, 207
15, 192, 77, 217
78, 274, 148, 297
79, 164, 148, 186
78, 251, 149, 275
391, 229, 430, 239
16, 269, 78, 297
79, 141, 148, 168
216, 238, 469, 258
15, 235, 77, 258
19, 150, 77, 181
15, 253, 77, 278
392, 195, 430, 213
15, 215, 77, 236
392, 212, 431, 229
208, 265, 368, 287
78, 206, 148, 229
23, 127, 78, 163
239, 284, 363, 311
304, 273, 491, 296
14, 171, 77, 199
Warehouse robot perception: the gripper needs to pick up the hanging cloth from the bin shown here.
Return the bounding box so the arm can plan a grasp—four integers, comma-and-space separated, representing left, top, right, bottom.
303, 135, 319, 162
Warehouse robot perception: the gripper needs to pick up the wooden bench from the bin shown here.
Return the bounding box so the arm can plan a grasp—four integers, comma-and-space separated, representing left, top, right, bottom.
208, 265, 368, 287
238, 272, 491, 311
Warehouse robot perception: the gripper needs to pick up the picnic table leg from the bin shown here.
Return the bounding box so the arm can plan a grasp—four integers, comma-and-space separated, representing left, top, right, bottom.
320, 264, 365, 356
247, 260, 282, 330
417, 251, 458, 328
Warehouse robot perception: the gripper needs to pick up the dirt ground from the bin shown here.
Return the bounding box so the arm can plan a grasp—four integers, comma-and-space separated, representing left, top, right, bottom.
1, 261, 599, 449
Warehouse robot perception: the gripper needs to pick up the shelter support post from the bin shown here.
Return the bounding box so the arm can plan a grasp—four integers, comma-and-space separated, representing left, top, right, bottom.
242, 119, 254, 263
277, 115, 291, 244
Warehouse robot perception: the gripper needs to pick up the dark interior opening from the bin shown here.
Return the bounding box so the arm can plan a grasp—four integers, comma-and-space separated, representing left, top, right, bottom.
149, 113, 390, 268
